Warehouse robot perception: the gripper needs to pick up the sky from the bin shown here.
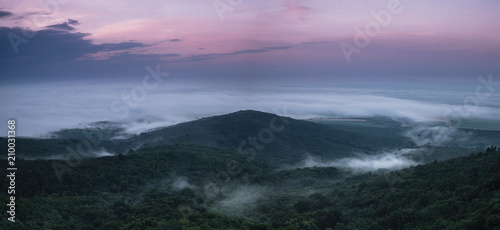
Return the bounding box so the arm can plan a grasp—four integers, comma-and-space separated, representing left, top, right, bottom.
1, 0, 500, 136
1, 0, 499, 83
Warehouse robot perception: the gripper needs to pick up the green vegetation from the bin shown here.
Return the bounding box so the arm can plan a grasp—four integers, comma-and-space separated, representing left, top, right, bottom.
255, 147, 500, 230
1, 111, 499, 229
307, 116, 409, 138
2, 144, 499, 229
1, 111, 414, 161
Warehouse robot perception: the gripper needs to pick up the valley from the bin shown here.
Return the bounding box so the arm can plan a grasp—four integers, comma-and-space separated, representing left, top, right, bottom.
1, 110, 499, 229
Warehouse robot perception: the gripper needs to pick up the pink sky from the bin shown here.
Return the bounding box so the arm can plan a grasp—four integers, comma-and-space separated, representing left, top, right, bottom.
1, 0, 499, 83
2, 1, 497, 50
1, 0, 500, 136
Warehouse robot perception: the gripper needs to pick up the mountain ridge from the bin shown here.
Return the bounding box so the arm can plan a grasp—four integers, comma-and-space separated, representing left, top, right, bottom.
5, 110, 412, 162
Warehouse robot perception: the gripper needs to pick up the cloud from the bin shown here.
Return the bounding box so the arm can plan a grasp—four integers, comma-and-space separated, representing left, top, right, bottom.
404, 125, 472, 147
228, 48, 270, 55
90, 52, 180, 63
95, 42, 147, 52
283, 0, 315, 21
0, 27, 93, 62
0, 82, 499, 137
46, 22, 76, 31
93, 150, 114, 157
45, 18, 81, 31
215, 185, 269, 216
265, 46, 292, 50
284, 0, 313, 13
0, 27, 146, 60
1, 1, 499, 86
179, 46, 292, 62
67, 19, 80, 25
289, 149, 420, 173
0, 10, 13, 18
300, 41, 331, 45
0, 26, 173, 81
171, 176, 194, 191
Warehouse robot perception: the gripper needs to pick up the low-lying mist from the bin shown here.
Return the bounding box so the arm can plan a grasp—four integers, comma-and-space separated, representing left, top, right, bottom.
214, 185, 270, 216
171, 176, 195, 191
287, 149, 420, 173
165, 176, 270, 216
404, 125, 473, 147
286, 121, 486, 173
1, 81, 499, 137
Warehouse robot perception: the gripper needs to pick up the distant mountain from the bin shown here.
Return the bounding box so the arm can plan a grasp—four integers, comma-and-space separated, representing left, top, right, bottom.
129, 110, 411, 163
5, 110, 412, 162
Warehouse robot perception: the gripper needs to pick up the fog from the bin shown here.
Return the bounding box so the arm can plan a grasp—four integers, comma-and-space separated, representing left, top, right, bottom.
288, 149, 420, 173
93, 150, 114, 157
1, 81, 499, 137
214, 185, 270, 216
171, 176, 195, 191
288, 122, 478, 173
404, 125, 472, 147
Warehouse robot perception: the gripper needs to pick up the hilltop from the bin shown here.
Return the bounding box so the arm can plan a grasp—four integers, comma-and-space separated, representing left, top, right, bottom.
4, 110, 412, 162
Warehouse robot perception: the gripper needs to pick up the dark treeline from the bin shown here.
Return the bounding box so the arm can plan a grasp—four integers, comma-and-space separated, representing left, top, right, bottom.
1, 145, 499, 229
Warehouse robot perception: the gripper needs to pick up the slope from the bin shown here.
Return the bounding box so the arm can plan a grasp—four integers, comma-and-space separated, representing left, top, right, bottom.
5, 110, 413, 162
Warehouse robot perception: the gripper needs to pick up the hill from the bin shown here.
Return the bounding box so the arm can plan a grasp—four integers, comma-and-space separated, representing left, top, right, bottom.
3, 110, 413, 163
129, 110, 411, 163
1, 141, 498, 229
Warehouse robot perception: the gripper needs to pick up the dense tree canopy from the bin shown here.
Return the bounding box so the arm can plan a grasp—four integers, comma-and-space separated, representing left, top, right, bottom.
1, 145, 499, 229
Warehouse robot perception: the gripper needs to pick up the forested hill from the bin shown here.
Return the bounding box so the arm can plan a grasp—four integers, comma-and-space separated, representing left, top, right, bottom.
128, 110, 410, 162
255, 147, 500, 230
1, 145, 499, 229
2, 110, 411, 161
2, 110, 499, 229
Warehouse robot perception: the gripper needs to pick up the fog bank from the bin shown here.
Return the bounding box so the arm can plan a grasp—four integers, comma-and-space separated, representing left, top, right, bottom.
1, 82, 499, 137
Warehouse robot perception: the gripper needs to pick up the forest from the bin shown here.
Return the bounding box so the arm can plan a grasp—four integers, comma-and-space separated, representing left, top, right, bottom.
1, 111, 499, 229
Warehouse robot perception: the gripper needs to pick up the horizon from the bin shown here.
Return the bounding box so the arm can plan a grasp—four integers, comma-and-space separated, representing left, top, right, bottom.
1, 0, 500, 136
2, 2, 500, 228
1, 81, 499, 137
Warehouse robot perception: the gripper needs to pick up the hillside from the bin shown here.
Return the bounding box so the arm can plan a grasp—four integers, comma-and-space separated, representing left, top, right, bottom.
3, 110, 499, 229
129, 110, 411, 163
1, 142, 498, 229
252, 147, 500, 229
3, 110, 413, 163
